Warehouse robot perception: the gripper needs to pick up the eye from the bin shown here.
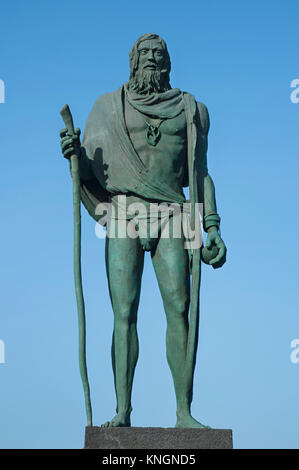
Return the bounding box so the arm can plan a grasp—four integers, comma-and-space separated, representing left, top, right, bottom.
140, 49, 148, 55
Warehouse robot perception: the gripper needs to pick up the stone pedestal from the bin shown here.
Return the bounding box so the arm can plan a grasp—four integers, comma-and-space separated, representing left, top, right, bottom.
84, 426, 233, 449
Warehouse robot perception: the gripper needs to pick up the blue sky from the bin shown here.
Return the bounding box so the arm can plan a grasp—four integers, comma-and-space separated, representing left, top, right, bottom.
0, 0, 299, 449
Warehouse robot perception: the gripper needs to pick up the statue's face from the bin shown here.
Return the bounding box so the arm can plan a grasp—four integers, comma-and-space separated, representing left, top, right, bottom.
128, 37, 170, 94
137, 39, 165, 73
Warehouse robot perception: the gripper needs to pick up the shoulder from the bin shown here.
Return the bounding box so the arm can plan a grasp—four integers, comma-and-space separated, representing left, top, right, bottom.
196, 101, 210, 136
83, 88, 123, 143
182, 92, 209, 135
85, 87, 123, 132
90, 87, 122, 112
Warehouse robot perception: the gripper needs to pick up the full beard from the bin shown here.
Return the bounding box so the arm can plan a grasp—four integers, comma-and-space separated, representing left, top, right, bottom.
128, 68, 171, 95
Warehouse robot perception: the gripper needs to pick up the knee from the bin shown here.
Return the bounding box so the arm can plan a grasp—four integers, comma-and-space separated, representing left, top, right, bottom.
163, 289, 189, 319
113, 300, 138, 326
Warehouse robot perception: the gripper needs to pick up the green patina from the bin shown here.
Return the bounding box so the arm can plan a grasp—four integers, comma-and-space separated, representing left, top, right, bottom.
60, 33, 227, 429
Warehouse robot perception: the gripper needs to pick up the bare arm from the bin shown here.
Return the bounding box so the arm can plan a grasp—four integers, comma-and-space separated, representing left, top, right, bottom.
196, 102, 227, 268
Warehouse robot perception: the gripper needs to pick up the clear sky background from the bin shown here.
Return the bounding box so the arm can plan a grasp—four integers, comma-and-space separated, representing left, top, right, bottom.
0, 0, 299, 449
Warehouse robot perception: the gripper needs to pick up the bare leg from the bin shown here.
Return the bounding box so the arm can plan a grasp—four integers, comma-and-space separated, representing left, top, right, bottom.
151, 229, 208, 428
102, 229, 144, 427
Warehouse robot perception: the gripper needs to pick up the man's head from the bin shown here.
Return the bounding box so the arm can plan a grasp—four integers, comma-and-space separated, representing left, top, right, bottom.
128, 33, 171, 95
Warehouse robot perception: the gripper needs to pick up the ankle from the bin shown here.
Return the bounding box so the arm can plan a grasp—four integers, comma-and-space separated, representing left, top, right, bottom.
117, 405, 132, 416
176, 403, 191, 418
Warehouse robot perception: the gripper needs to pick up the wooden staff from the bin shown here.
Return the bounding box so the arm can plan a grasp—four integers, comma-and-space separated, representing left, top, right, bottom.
60, 104, 93, 426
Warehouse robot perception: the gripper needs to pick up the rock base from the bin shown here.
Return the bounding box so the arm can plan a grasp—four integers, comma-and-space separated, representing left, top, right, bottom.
84, 426, 233, 449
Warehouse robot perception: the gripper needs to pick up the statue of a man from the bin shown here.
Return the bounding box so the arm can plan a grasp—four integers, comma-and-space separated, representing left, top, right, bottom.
60, 33, 227, 428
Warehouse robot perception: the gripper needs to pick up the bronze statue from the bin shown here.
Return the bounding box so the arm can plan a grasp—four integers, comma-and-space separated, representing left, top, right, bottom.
60, 33, 227, 429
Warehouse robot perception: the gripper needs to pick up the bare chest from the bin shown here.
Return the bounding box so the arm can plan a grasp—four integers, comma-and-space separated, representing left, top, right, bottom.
124, 97, 188, 189
124, 98, 187, 143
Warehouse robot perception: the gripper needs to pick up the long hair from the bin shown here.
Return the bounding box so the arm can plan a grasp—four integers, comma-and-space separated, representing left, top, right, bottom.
128, 33, 171, 88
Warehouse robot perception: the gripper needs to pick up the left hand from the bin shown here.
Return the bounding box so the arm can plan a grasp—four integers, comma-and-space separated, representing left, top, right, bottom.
206, 226, 227, 269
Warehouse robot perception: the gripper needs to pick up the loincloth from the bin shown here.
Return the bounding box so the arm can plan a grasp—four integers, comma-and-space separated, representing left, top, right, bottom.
105, 195, 201, 253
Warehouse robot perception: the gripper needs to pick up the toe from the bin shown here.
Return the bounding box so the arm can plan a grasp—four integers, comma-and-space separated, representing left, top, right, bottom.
101, 421, 110, 428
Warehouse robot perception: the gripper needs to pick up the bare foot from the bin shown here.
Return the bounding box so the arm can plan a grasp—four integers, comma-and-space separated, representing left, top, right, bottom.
175, 414, 211, 429
101, 412, 131, 428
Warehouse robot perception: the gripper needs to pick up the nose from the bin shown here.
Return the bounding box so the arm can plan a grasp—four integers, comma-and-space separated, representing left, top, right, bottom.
147, 49, 154, 60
